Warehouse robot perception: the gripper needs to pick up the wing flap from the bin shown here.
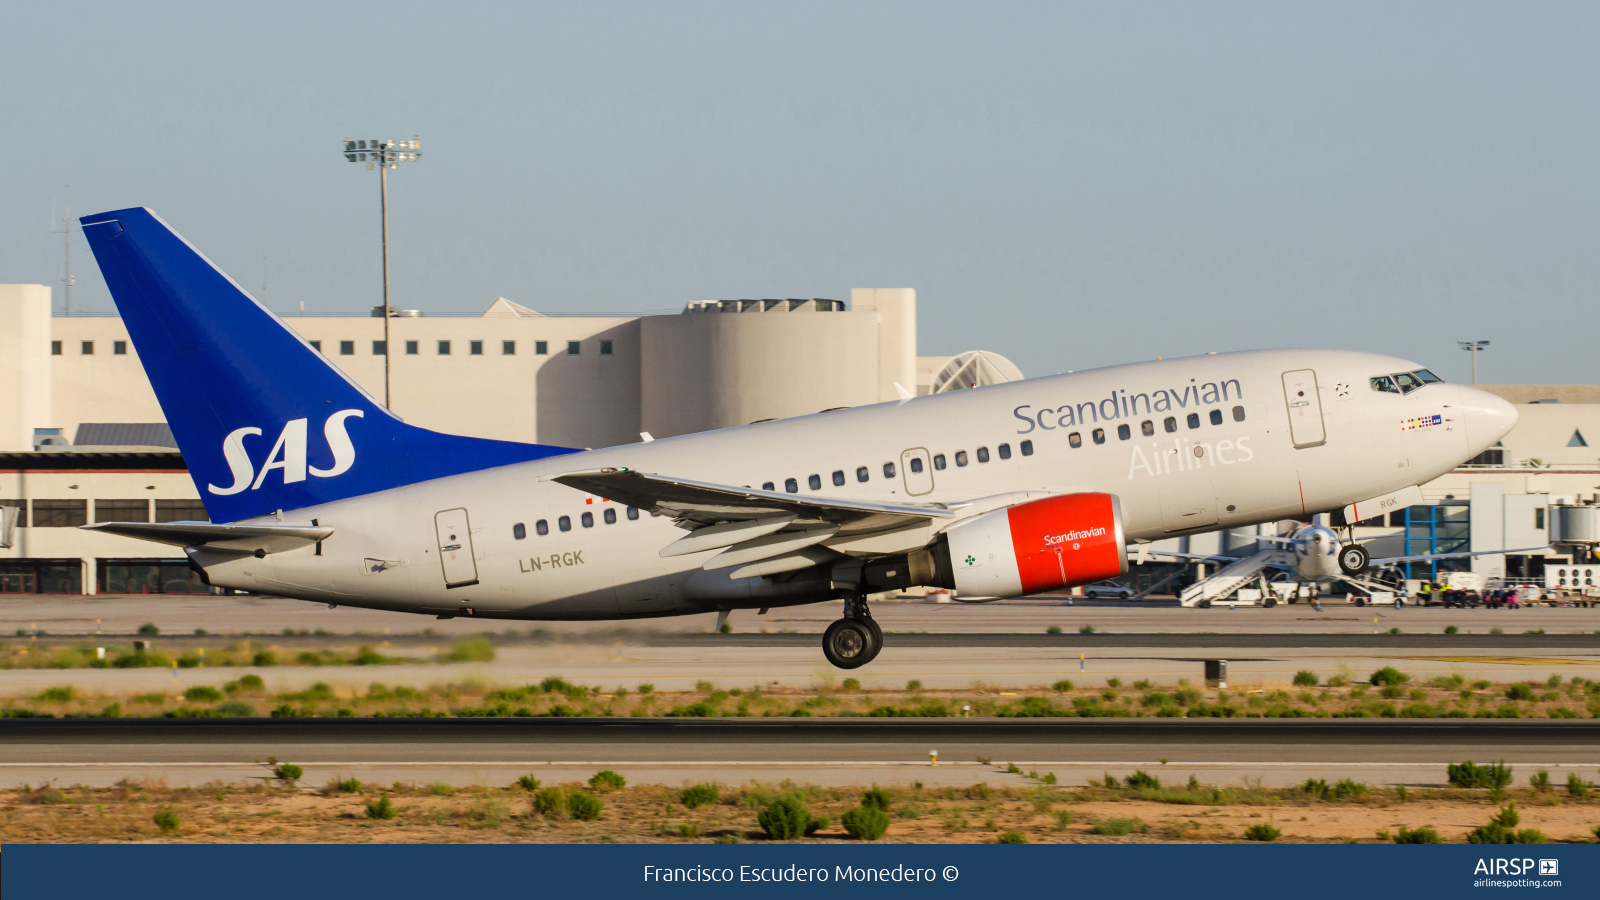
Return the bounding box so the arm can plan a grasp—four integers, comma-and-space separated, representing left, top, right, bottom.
81, 521, 333, 555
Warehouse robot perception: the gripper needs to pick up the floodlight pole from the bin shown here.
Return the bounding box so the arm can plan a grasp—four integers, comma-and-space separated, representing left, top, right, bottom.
380, 161, 391, 407
343, 136, 422, 410
1457, 340, 1490, 385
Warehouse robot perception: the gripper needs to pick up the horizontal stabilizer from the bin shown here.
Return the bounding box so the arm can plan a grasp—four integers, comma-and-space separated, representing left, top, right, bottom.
82, 521, 333, 555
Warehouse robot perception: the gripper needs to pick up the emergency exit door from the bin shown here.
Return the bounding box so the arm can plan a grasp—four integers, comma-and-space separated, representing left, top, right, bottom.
1281, 369, 1326, 449
900, 447, 935, 495
434, 507, 479, 588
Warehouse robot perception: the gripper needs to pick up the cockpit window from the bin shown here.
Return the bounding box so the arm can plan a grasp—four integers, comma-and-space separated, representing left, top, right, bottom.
1373, 369, 1443, 395
1394, 372, 1423, 393
1370, 376, 1399, 393
1413, 369, 1442, 384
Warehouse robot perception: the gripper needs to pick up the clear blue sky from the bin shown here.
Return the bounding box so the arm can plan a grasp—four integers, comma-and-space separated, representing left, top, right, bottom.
4, 2, 1597, 384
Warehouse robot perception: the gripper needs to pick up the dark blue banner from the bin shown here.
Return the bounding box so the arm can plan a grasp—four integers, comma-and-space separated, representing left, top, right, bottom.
4, 844, 1597, 899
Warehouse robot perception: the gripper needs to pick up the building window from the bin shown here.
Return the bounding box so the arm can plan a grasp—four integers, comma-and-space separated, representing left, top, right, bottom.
1164, 416, 1177, 433
581, 511, 594, 528
1535, 507, 1546, 530
955, 451, 969, 466
600, 340, 613, 356
51, 341, 62, 355
832, 470, 845, 486
470, 341, 484, 355
1465, 443, 1504, 466
604, 508, 617, 524
1140, 420, 1154, 437
513, 523, 527, 540
785, 478, 798, 493
372, 341, 387, 355
114, 341, 128, 355
882, 462, 896, 478
567, 341, 581, 355
535, 341, 548, 355
1569, 429, 1589, 448
558, 515, 571, 532
155, 500, 208, 523
626, 507, 639, 520
1187, 412, 1200, 429
502, 341, 516, 355
933, 454, 947, 470
1232, 405, 1246, 422
405, 341, 419, 355
81, 341, 94, 355
438, 340, 451, 355
94, 499, 150, 524
1210, 409, 1224, 425
808, 474, 821, 490
31, 500, 87, 528
1068, 432, 1082, 448
856, 467, 869, 483
340, 341, 354, 355
976, 447, 990, 463
536, 519, 549, 536
309, 340, 322, 352
1117, 424, 1131, 441
1020, 440, 1033, 456
1093, 429, 1105, 444
998, 443, 1011, 459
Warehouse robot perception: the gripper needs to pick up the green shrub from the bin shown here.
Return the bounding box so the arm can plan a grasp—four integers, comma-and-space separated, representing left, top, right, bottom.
443, 637, 495, 663
517, 775, 540, 791
1301, 778, 1330, 800
1467, 805, 1546, 844
183, 685, 222, 702
252, 650, 278, 667
1393, 825, 1441, 844
1567, 772, 1590, 798
230, 674, 265, 692
273, 764, 303, 784
1052, 679, 1074, 692
1332, 779, 1368, 800
567, 790, 603, 820
758, 796, 826, 840
1079, 625, 1096, 634
1244, 823, 1281, 842
1369, 667, 1409, 686
534, 787, 566, 818
214, 701, 254, 717
1505, 684, 1535, 701
1090, 817, 1147, 836
1292, 671, 1318, 687
1444, 625, 1459, 635
1448, 759, 1513, 789
38, 686, 75, 702
328, 776, 362, 793
841, 677, 861, 691
861, 786, 891, 811
1047, 625, 1062, 634
137, 623, 160, 636
365, 795, 397, 820
680, 784, 719, 809
152, 809, 179, 832
589, 770, 626, 791
840, 805, 891, 840
1125, 770, 1161, 790
996, 830, 1028, 843
1530, 770, 1550, 792
637, 683, 654, 694
905, 680, 922, 691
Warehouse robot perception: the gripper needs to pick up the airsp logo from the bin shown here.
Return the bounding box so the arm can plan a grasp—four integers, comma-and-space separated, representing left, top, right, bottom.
208, 409, 364, 495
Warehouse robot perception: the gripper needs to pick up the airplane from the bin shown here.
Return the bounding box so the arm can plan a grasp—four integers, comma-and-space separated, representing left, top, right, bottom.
77, 207, 1518, 668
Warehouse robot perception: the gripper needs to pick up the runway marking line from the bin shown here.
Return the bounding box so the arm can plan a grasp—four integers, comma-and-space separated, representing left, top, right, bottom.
1387, 656, 1600, 666
2, 760, 1594, 769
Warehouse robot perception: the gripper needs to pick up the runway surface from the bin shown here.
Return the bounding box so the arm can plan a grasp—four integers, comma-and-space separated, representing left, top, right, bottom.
3, 719, 1595, 790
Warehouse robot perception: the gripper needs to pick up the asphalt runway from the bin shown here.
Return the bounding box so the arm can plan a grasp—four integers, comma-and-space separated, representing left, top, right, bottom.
2, 719, 1595, 790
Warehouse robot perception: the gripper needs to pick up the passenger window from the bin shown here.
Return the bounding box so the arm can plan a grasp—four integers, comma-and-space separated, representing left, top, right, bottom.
856, 467, 869, 483
513, 523, 526, 540
1164, 416, 1177, 433
998, 443, 1011, 459
1117, 424, 1131, 441
536, 519, 549, 536
626, 507, 639, 520
1232, 405, 1246, 422
933, 454, 947, 469
955, 450, 969, 466
581, 511, 594, 528
1209, 409, 1223, 425
785, 478, 798, 493
762, 482, 775, 491
1370, 376, 1399, 393
976, 447, 990, 463
604, 508, 617, 525
1141, 420, 1154, 437
1187, 412, 1200, 429
558, 516, 571, 532
1092, 428, 1105, 444
1020, 440, 1033, 456
808, 474, 822, 490
1068, 432, 1082, 448
832, 470, 845, 486
883, 462, 896, 478
909, 457, 923, 473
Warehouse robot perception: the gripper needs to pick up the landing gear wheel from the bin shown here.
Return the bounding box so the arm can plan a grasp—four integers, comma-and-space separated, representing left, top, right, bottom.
1338, 543, 1370, 576
862, 617, 883, 657
823, 618, 876, 669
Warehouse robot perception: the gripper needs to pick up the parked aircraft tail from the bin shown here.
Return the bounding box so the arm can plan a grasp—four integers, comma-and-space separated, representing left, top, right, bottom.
80, 207, 578, 523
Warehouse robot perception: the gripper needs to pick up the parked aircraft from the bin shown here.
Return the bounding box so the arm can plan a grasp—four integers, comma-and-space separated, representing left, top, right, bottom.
79, 208, 1517, 667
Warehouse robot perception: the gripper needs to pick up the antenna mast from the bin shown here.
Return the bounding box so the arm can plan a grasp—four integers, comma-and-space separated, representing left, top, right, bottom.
50, 186, 74, 315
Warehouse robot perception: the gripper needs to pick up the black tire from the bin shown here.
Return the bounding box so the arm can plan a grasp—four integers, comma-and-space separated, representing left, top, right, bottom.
1119, 591, 1130, 600
822, 618, 875, 669
1338, 543, 1370, 576
1264, 597, 1277, 608
861, 617, 884, 662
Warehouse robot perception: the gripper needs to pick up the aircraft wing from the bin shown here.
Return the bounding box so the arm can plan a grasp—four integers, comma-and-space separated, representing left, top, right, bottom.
1138, 548, 1246, 564
1369, 546, 1551, 567
81, 521, 333, 555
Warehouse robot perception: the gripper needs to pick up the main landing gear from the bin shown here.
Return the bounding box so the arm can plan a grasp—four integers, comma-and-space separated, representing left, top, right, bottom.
823, 592, 882, 669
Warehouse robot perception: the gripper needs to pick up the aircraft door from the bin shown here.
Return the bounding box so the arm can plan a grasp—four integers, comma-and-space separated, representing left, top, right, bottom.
1281, 369, 1327, 448
900, 447, 935, 496
434, 507, 480, 588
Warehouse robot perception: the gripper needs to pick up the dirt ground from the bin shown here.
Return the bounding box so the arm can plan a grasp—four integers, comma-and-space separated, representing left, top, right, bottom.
3, 777, 1597, 845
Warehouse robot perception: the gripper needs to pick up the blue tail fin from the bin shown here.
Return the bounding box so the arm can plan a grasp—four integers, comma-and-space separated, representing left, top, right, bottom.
81, 207, 578, 523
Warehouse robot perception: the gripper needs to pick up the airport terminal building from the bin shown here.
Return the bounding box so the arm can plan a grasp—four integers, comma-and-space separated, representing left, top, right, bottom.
2, 282, 1597, 596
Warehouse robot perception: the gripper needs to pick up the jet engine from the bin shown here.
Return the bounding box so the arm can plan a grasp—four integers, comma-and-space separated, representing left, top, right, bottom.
934, 492, 1127, 599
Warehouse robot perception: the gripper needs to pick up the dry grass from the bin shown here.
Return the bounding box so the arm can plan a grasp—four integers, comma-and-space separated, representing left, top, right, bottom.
2, 778, 1597, 844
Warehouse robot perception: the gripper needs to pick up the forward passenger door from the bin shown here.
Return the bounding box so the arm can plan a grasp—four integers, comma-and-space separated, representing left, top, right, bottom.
1281, 369, 1327, 448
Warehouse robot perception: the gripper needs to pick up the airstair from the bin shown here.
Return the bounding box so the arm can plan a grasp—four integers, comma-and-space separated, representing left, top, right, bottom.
1179, 549, 1286, 607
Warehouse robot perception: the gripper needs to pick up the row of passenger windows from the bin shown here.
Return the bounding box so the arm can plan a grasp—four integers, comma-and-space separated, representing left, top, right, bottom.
512, 505, 641, 538
1065, 406, 1247, 448
307, 340, 614, 357
758, 441, 1036, 494
52, 341, 127, 356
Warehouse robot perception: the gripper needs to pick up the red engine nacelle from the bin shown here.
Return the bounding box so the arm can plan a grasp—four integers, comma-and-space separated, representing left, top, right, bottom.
940, 493, 1127, 599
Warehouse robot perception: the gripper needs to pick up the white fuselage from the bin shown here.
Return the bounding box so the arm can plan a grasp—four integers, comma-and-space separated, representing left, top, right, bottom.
194, 348, 1514, 619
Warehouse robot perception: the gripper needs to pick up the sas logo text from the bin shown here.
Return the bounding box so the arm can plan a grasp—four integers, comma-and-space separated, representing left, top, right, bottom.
208, 410, 364, 496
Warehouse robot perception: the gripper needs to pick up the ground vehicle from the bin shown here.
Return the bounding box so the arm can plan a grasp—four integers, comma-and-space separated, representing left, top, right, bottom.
1083, 582, 1132, 599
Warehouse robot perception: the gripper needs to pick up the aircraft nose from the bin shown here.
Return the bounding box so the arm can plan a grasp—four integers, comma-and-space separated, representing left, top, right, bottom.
1458, 386, 1517, 452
